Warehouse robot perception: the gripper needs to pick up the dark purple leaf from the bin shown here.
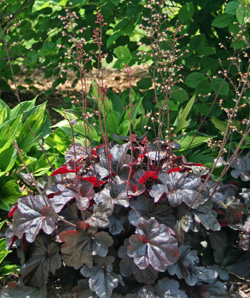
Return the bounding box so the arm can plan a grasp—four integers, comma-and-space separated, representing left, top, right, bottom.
86, 202, 113, 228
231, 151, 250, 181
225, 251, 250, 278
65, 143, 90, 161
118, 239, 158, 284
108, 205, 130, 235
168, 245, 217, 286
59, 221, 113, 269
198, 281, 228, 297
95, 143, 131, 180
129, 196, 176, 228
210, 183, 239, 205
80, 256, 123, 298
13, 195, 57, 243
224, 196, 244, 225
150, 171, 205, 208
138, 277, 187, 298
0, 282, 47, 298
51, 178, 94, 212
20, 235, 61, 287
95, 183, 129, 209
178, 203, 221, 232
239, 216, 250, 251
127, 218, 179, 272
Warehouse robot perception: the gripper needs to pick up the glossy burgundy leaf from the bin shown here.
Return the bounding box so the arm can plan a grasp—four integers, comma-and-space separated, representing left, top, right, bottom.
21, 235, 61, 288
239, 216, 250, 251
168, 245, 217, 286
65, 143, 89, 161
86, 202, 113, 228
95, 143, 131, 180
150, 171, 204, 208
138, 277, 187, 298
80, 256, 123, 298
231, 151, 250, 182
108, 205, 130, 235
129, 196, 176, 228
13, 195, 57, 243
59, 221, 113, 269
118, 239, 158, 284
95, 183, 129, 209
50, 178, 94, 212
127, 218, 179, 272
5, 225, 18, 251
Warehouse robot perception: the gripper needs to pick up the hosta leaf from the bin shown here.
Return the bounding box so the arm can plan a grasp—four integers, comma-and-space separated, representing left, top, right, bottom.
168, 245, 217, 286
80, 256, 123, 298
51, 178, 94, 212
13, 195, 57, 243
0, 282, 47, 298
127, 218, 179, 272
60, 221, 113, 269
138, 277, 187, 298
129, 196, 176, 228
21, 235, 61, 287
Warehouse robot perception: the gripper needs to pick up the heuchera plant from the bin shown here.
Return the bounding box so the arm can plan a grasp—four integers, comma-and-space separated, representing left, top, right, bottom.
2, 140, 250, 297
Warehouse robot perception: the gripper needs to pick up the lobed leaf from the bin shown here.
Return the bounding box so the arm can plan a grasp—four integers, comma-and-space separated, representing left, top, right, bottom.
127, 218, 179, 272
13, 195, 57, 243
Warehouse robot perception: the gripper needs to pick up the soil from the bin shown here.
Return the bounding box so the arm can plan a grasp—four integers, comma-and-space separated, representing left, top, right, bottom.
1, 67, 250, 297
1, 66, 150, 124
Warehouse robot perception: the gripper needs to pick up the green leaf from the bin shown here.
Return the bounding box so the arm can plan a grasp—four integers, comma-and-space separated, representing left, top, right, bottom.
185, 72, 205, 88
137, 78, 152, 90
0, 100, 10, 125
178, 134, 210, 151
179, 2, 194, 22
0, 147, 17, 177
212, 14, 235, 28
118, 120, 130, 136
28, 154, 56, 176
196, 79, 212, 95
197, 46, 216, 56
173, 95, 196, 134
0, 176, 21, 211
236, 5, 250, 25
211, 77, 229, 95
16, 103, 51, 152
114, 46, 131, 60
211, 116, 227, 132
225, 1, 240, 15
171, 86, 189, 102
189, 34, 205, 51
10, 98, 36, 119
111, 0, 120, 6
106, 111, 119, 134
0, 115, 22, 154
0, 238, 12, 264
107, 31, 122, 48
